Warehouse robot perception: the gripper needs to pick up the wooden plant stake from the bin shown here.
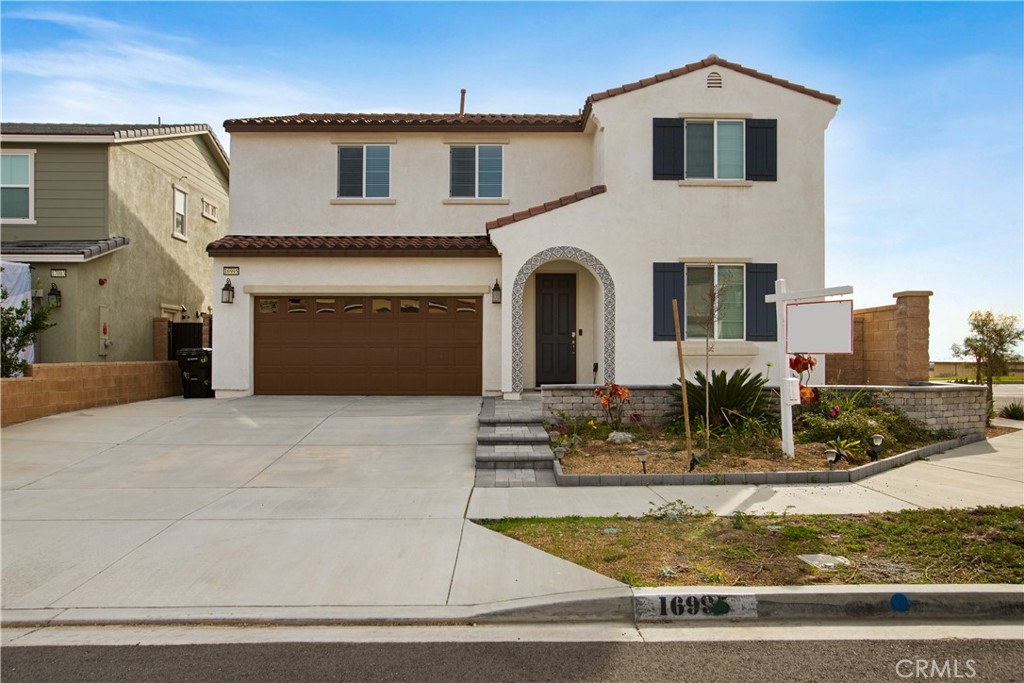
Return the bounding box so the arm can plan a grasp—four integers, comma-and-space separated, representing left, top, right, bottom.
671, 299, 693, 457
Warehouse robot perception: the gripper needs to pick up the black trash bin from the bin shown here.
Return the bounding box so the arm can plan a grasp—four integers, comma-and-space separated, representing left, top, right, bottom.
176, 347, 214, 398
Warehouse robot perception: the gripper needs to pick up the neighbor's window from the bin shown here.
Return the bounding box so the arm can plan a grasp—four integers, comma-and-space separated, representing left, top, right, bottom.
685, 264, 745, 340
685, 120, 744, 180
173, 187, 187, 237
338, 145, 390, 198
450, 145, 502, 198
1, 151, 34, 221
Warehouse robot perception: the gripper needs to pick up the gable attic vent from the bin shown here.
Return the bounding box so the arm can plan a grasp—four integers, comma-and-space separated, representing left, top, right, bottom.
707, 71, 723, 89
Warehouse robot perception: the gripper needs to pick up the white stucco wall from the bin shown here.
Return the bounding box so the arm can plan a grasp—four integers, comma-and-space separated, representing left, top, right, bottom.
491, 65, 837, 391
229, 132, 593, 236
211, 256, 500, 396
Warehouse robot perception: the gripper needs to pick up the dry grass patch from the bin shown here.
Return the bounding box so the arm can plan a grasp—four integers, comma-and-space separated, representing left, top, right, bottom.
481, 506, 1024, 587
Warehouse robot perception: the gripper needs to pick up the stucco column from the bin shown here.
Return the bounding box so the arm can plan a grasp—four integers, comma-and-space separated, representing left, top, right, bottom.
894, 290, 932, 385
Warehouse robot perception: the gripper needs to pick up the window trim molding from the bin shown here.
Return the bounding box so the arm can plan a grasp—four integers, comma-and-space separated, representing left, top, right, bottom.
330, 198, 398, 206
172, 184, 188, 240
1, 149, 36, 224
201, 197, 219, 222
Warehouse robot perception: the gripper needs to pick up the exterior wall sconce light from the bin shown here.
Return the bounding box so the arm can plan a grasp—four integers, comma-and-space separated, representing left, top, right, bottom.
47, 283, 62, 308
636, 448, 649, 475
867, 434, 885, 461
491, 279, 502, 304
221, 278, 235, 304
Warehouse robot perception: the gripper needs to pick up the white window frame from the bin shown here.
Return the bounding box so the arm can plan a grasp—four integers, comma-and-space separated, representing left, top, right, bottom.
449, 144, 504, 199
684, 263, 746, 341
172, 185, 188, 240
337, 144, 391, 199
684, 119, 745, 180
1, 149, 36, 224
201, 198, 219, 222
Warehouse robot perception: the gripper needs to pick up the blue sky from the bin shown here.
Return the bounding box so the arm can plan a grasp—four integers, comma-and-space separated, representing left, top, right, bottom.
3, 2, 1022, 360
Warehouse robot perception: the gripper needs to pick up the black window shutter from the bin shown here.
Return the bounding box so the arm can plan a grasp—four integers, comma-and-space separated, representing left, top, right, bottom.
745, 119, 777, 181
338, 147, 363, 197
652, 118, 684, 180
745, 263, 778, 341
653, 262, 685, 340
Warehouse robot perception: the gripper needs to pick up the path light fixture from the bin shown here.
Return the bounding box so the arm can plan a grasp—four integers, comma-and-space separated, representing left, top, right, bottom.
553, 446, 567, 461
824, 448, 840, 470
47, 283, 62, 308
491, 279, 502, 304
688, 453, 700, 472
867, 434, 885, 461
636, 448, 649, 475
221, 278, 235, 304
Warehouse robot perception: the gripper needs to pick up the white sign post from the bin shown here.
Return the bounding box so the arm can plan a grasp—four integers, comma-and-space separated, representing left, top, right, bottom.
765, 280, 854, 457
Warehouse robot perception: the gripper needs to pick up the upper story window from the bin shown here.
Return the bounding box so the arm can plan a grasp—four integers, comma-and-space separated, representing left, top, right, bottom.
201, 198, 219, 222
450, 145, 502, 198
1, 150, 35, 222
685, 120, 744, 180
173, 186, 187, 238
652, 118, 777, 182
338, 145, 390, 198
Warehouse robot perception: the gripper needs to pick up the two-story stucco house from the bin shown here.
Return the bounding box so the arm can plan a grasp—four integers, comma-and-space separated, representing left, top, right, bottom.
209, 55, 839, 398
0, 123, 229, 363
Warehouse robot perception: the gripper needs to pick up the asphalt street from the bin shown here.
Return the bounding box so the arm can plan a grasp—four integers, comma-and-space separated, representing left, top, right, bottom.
3, 638, 1022, 683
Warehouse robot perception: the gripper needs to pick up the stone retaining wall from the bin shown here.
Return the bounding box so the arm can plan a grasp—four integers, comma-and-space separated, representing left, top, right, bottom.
542, 383, 987, 437
1, 361, 180, 427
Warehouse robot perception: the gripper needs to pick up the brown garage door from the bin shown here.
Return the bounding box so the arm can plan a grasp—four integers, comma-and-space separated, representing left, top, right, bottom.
253, 295, 482, 396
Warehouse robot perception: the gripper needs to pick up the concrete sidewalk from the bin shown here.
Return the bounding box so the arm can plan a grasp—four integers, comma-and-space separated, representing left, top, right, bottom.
1, 397, 1021, 628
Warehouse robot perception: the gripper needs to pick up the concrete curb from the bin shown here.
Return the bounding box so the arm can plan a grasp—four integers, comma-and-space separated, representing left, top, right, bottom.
3, 585, 1020, 628
553, 433, 986, 487
632, 584, 1024, 623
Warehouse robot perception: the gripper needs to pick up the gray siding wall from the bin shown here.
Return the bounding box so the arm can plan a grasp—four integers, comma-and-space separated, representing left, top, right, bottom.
1, 143, 109, 241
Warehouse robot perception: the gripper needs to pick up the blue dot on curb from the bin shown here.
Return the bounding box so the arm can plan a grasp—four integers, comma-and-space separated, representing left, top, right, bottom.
891, 593, 910, 612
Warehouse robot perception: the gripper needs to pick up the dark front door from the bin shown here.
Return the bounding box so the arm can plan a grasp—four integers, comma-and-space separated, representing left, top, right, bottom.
536, 274, 576, 385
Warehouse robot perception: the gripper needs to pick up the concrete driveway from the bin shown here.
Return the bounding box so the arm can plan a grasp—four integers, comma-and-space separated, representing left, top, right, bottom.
2, 396, 625, 625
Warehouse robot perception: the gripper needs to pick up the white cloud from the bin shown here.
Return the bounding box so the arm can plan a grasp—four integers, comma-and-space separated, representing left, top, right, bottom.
1, 10, 320, 138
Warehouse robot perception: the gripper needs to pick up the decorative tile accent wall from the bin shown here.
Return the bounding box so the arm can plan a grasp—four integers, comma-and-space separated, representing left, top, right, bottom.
511, 246, 615, 392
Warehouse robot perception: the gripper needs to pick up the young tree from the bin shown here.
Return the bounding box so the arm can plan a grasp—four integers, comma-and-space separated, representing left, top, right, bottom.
1, 276, 56, 378
951, 310, 1024, 399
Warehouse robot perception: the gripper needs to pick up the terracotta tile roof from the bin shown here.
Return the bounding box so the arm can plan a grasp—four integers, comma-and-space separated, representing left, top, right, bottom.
206, 235, 499, 257
225, 113, 582, 133
584, 54, 841, 112
485, 185, 607, 231
225, 56, 838, 135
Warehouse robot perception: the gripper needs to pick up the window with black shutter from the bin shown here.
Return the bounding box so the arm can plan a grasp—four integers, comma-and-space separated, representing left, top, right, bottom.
653, 262, 684, 340
745, 119, 777, 181
745, 262, 778, 340
652, 119, 684, 180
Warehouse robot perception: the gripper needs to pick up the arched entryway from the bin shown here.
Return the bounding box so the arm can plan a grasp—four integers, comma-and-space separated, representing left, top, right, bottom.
510, 246, 615, 393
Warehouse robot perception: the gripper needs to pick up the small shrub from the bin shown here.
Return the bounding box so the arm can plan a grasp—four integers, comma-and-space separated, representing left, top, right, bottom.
796, 405, 932, 451
998, 401, 1024, 420
731, 510, 749, 530
594, 382, 631, 430
670, 368, 771, 433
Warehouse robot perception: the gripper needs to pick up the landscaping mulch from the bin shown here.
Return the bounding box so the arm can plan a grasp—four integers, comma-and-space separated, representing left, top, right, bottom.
561, 437, 869, 475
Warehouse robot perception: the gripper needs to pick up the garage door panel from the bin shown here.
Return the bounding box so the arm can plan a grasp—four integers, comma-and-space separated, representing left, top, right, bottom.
255, 295, 482, 396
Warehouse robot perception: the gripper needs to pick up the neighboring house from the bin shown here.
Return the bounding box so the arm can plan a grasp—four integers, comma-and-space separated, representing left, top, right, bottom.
209, 55, 839, 398
0, 123, 229, 363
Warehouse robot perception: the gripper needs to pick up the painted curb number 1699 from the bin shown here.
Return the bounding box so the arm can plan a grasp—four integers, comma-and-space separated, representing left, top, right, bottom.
659, 595, 731, 617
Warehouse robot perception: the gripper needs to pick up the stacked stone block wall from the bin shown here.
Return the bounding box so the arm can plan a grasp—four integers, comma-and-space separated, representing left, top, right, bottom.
542, 385, 679, 426
1, 361, 180, 427
153, 318, 170, 361
543, 383, 986, 437
826, 291, 932, 385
